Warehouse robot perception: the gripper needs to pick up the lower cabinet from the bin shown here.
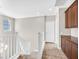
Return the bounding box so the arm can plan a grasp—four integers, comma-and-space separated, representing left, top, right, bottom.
61, 37, 66, 53
66, 40, 72, 59
61, 36, 78, 59
71, 43, 78, 59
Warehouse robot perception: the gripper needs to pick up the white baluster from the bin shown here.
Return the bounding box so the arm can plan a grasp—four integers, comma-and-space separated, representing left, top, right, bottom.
7, 36, 9, 59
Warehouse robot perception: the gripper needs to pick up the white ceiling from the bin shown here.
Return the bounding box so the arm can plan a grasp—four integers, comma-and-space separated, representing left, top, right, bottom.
55, 0, 66, 6
0, 0, 67, 18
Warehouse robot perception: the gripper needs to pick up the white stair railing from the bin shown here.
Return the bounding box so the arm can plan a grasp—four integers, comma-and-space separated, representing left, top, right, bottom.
0, 32, 17, 59
9, 35, 31, 59
9, 35, 25, 59
0, 32, 25, 59
0, 32, 45, 59
0, 32, 31, 59
38, 32, 45, 59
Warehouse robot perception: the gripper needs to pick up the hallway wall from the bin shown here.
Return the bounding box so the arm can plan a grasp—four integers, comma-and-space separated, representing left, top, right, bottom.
15, 16, 44, 53
59, 8, 71, 36
0, 15, 3, 32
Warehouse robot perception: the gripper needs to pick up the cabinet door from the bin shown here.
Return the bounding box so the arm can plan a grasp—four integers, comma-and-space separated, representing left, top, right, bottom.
65, 0, 78, 28
71, 43, 78, 59
65, 8, 72, 28
71, 1, 78, 27
74, 1, 78, 27
61, 37, 66, 53
65, 11, 68, 28
66, 40, 72, 59
68, 9, 72, 28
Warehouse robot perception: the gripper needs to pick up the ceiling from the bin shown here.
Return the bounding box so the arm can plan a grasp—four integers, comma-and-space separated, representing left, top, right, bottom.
55, 0, 66, 6
0, 0, 68, 18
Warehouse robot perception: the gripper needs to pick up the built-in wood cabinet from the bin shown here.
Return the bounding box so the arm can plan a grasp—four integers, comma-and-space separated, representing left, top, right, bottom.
66, 40, 72, 59
65, 0, 78, 28
71, 43, 78, 59
61, 37, 67, 53
61, 35, 78, 59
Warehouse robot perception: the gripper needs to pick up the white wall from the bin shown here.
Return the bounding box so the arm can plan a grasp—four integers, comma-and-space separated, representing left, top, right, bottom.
15, 16, 44, 53
46, 16, 55, 43
0, 15, 3, 32
59, 8, 71, 36
66, 0, 75, 8
71, 28, 78, 37
55, 8, 60, 48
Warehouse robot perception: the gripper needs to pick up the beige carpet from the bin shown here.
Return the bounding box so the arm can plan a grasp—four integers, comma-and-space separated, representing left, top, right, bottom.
22, 43, 68, 59
42, 42, 68, 59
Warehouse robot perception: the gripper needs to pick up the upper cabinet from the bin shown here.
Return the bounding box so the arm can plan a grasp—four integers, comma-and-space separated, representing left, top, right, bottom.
65, 0, 78, 28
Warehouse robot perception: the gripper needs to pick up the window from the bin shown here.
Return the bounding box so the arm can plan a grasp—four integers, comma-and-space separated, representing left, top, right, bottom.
3, 19, 10, 32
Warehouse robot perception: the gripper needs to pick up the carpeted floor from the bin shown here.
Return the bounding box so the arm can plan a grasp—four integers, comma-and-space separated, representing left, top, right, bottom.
42, 42, 68, 59
20, 42, 68, 59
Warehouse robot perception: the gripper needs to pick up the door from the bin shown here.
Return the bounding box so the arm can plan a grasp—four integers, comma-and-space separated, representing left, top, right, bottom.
46, 16, 55, 43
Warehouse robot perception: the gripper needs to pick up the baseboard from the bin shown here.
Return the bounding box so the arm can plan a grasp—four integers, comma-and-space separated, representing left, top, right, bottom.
56, 45, 61, 49
57, 47, 61, 49
45, 42, 55, 44
33, 49, 39, 52
23, 52, 31, 55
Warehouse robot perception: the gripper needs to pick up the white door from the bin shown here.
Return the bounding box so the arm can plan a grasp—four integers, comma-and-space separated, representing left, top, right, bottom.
46, 16, 55, 43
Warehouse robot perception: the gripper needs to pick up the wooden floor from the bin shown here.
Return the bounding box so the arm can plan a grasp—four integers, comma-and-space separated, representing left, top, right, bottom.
42, 42, 68, 59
